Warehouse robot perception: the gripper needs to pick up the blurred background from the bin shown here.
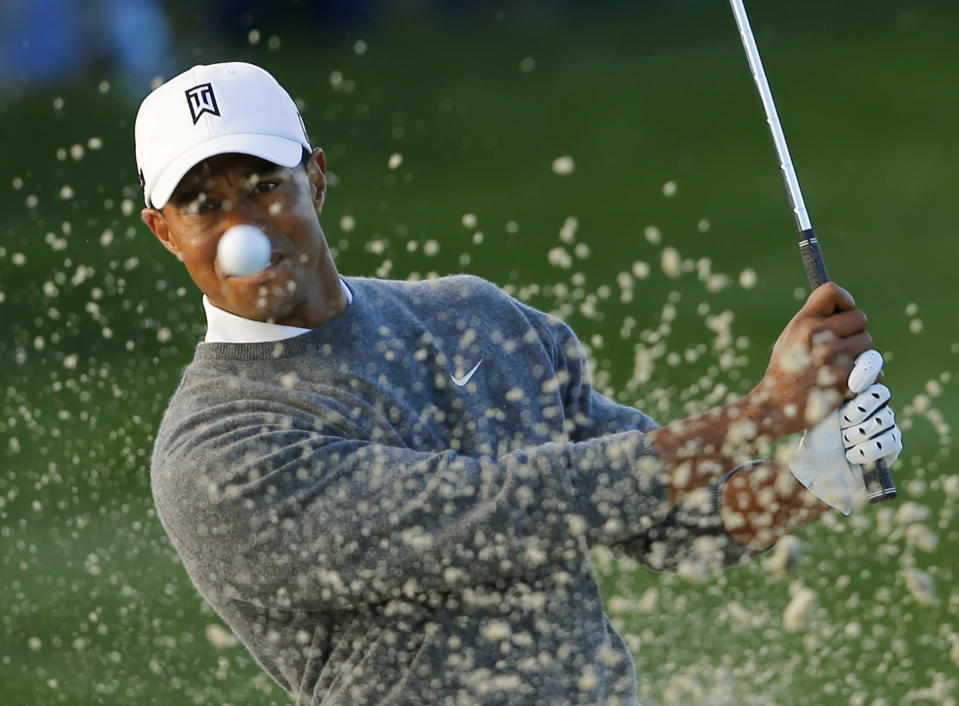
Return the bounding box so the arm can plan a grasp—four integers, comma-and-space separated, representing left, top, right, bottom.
1, 1, 957, 704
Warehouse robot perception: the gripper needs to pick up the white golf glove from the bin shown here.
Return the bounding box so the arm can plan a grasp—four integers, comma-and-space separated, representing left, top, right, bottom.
789, 350, 903, 515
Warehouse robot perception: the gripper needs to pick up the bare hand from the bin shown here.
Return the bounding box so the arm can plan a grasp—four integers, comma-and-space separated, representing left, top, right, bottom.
749, 283, 872, 437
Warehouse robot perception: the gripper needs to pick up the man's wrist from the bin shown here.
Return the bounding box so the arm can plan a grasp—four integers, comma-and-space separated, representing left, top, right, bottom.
740, 384, 795, 440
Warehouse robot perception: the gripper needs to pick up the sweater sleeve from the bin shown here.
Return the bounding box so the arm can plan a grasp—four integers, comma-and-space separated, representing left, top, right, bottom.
514, 300, 762, 571
514, 301, 658, 440
151, 394, 670, 613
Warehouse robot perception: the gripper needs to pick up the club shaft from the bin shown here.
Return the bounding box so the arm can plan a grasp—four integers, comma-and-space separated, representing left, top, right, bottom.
729, 0, 897, 504
729, 0, 811, 233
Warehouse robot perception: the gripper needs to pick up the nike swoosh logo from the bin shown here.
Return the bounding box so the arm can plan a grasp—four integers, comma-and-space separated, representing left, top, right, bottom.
451, 359, 483, 387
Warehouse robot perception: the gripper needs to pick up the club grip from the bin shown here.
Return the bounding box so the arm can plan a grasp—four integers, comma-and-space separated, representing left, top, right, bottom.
863, 459, 898, 503
798, 228, 829, 288
797, 227, 897, 503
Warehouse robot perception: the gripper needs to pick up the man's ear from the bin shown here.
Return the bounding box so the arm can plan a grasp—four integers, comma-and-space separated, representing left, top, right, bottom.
306, 148, 327, 213
142, 208, 184, 261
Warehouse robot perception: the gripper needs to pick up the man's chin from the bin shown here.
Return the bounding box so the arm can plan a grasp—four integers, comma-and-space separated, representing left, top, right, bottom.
223, 274, 305, 324
247, 298, 301, 325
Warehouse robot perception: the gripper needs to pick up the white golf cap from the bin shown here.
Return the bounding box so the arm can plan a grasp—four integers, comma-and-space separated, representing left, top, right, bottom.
135, 62, 311, 209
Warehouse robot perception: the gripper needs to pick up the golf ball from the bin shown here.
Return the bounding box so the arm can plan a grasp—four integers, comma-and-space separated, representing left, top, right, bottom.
216, 225, 272, 277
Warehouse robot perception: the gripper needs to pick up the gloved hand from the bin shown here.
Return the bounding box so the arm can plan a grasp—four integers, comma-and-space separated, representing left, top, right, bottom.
789, 350, 903, 515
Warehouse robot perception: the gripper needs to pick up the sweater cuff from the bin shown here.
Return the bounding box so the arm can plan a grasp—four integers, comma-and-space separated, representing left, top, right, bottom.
640, 461, 768, 572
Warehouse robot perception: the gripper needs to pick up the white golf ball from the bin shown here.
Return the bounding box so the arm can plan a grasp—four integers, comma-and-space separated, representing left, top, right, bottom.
216, 225, 272, 277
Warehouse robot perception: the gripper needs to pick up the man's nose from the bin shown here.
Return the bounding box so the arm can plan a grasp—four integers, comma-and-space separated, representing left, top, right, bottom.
220, 199, 268, 233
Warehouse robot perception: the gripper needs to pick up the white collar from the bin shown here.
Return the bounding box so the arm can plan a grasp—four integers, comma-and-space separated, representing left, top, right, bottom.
202, 278, 353, 344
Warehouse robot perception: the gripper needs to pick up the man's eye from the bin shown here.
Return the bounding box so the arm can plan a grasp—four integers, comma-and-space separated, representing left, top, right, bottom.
254, 181, 279, 194
187, 199, 218, 215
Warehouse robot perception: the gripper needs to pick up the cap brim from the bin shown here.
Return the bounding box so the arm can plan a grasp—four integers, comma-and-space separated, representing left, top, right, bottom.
149, 134, 305, 209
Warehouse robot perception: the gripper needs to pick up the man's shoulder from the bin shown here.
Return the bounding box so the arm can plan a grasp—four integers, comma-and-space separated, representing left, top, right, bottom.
349, 273, 505, 299
348, 274, 517, 315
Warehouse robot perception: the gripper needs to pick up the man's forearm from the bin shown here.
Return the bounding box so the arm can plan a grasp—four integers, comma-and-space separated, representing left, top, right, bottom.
646, 391, 788, 506
719, 462, 826, 551
644, 394, 825, 552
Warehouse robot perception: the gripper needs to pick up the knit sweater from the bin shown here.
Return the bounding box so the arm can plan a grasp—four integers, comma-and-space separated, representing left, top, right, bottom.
151, 275, 755, 705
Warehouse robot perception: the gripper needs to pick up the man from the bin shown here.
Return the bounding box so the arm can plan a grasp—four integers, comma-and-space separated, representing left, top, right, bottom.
136, 62, 901, 705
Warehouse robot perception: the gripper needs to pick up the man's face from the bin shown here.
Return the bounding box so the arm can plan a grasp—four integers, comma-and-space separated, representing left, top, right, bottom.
142, 150, 330, 325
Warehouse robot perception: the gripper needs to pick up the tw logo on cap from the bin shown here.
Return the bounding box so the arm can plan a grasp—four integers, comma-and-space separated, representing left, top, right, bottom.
185, 83, 220, 124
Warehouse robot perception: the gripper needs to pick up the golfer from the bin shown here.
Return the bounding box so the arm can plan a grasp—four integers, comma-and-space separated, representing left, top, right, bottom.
136, 62, 902, 705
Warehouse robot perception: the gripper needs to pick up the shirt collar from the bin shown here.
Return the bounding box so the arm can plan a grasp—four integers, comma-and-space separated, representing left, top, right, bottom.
202, 278, 353, 344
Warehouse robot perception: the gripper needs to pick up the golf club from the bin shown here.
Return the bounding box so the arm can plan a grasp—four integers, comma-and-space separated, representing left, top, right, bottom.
728, 0, 897, 503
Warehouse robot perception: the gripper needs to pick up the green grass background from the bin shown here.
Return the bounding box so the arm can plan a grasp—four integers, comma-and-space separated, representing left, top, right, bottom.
1, 1, 957, 704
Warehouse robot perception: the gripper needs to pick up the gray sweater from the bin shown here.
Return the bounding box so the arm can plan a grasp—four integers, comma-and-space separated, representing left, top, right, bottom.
151, 275, 755, 705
